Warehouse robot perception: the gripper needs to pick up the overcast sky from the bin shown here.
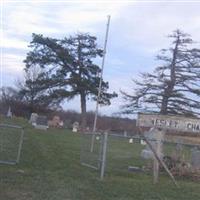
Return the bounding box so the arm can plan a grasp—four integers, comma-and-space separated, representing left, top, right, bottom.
1, 0, 200, 116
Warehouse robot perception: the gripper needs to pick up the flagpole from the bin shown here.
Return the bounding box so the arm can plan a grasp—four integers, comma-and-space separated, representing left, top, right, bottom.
91, 15, 111, 152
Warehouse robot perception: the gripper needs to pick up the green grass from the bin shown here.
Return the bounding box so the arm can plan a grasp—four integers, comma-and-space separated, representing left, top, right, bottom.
0, 117, 200, 200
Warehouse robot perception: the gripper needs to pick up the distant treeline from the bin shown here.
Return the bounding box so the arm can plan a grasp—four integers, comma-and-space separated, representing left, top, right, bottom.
0, 99, 136, 134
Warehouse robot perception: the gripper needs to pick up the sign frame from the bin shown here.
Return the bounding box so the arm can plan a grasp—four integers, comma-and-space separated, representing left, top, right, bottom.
137, 113, 200, 134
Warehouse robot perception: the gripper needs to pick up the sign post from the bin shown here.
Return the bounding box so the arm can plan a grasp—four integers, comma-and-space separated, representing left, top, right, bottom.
139, 127, 179, 187
137, 113, 189, 187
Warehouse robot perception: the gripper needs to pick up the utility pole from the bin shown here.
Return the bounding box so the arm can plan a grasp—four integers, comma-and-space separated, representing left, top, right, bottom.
90, 15, 111, 152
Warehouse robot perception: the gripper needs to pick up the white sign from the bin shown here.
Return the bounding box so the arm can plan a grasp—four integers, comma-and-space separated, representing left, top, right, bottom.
137, 113, 200, 133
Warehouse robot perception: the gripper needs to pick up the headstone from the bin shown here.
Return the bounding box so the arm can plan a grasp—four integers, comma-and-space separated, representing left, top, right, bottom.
64, 119, 71, 129
72, 122, 79, 132
141, 146, 154, 159
171, 143, 184, 161
29, 113, 38, 126
59, 120, 64, 128
52, 116, 60, 127
35, 115, 48, 130
128, 166, 143, 172
141, 128, 165, 184
129, 138, 133, 143
141, 129, 164, 160
124, 131, 127, 137
6, 106, 12, 118
96, 136, 100, 141
140, 139, 146, 145
191, 148, 200, 170
48, 115, 63, 128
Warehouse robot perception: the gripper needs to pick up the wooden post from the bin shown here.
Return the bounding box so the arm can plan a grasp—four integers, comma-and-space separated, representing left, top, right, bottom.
139, 127, 179, 188
153, 156, 159, 184
153, 129, 164, 184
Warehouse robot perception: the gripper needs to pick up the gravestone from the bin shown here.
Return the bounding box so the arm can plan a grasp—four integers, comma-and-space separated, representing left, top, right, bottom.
171, 143, 184, 161
141, 128, 164, 160
29, 113, 38, 126
6, 106, 12, 118
129, 138, 133, 143
72, 122, 79, 132
52, 116, 60, 127
59, 120, 64, 128
140, 139, 146, 145
141, 128, 165, 184
191, 148, 200, 170
138, 114, 179, 186
35, 115, 48, 130
141, 145, 154, 159
48, 115, 63, 128
124, 131, 127, 137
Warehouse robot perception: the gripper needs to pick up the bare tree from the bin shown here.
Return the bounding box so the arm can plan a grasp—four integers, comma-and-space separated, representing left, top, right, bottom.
121, 30, 200, 116
18, 65, 61, 112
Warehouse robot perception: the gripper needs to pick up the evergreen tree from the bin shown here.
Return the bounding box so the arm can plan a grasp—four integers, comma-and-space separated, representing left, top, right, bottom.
121, 30, 200, 116
18, 66, 61, 112
24, 33, 117, 127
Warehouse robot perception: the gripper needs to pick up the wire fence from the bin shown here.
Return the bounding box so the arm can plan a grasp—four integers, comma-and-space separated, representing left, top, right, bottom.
80, 131, 200, 183
80, 132, 103, 170
0, 124, 24, 165
106, 134, 147, 174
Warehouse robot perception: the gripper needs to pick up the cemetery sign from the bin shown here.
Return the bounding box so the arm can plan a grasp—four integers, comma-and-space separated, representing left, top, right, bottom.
137, 113, 200, 134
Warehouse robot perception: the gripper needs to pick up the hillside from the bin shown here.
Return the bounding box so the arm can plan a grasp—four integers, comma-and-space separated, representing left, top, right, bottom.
0, 118, 200, 200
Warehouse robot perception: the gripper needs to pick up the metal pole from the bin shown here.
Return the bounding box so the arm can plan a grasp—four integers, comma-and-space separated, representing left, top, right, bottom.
100, 132, 108, 180
0, 129, 3, 153
91, 15, 111, 152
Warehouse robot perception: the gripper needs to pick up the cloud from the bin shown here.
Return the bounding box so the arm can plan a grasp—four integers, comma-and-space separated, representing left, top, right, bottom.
3, 53, 24, 70
2, 1, 200, 115
1, 37, 28, 50
107, 58, 125, 68
3, 3, 60, 35
47, 2, 130, 35
113, 2, 200, 54
3, 1, 129, 36
1, 53, 25, 89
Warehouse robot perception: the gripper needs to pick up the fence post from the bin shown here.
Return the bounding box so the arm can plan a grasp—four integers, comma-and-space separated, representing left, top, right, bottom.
100, 131, 108, 180
153, 154, 159, 184
16, 128, 24, 163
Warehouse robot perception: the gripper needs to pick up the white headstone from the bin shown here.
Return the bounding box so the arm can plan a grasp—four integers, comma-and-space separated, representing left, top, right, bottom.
6, 106, 12, 118
129, 138, 133, 143
96, 136, 100, 141
59, 120, 64, 127
140, 139, 146, 145
124, 131, 127, 137
29, 113, 38, 126
72, 122, 79, 132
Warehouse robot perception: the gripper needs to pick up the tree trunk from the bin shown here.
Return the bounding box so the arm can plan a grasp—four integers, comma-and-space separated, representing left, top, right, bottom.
80, 91, 87, 130
160, 35, 180, 114
160, 94, 169, 114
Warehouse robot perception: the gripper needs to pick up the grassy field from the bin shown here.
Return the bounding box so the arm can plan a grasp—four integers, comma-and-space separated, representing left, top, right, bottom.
0, 117, 200, 200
